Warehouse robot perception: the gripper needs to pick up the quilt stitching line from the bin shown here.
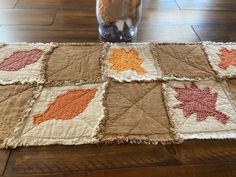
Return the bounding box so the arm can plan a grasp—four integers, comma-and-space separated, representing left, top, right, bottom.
0, 86, 34, 104
109, 83, 170, 132
47, 47, 102, 78
156, 46, 214, 76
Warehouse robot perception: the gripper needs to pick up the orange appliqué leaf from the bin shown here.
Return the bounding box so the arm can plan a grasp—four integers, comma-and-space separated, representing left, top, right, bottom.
217, 48, 236, 70
108, 48, 146, 74
33, 88, 97, 125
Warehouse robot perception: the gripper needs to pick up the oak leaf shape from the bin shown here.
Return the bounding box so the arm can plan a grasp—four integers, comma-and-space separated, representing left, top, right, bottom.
0, 49, 44, 71
108, 48, 146, 74
173, 82, 229, 124
33, 88, 97, 125
217, 48, 236, 70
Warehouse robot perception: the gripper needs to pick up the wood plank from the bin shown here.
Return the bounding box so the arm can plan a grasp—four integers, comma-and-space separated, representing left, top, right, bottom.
136, 25, 199, 42
16, 0, 179, 10
54, 10, 97, 28
0, 150, 10, 175
0, 26, 99, 42
142, 0, 179, 10
16, 0, 95, 10
0, 0, 18, 8
4, 140, 236, 175
192, 25, 236, 42
176, 0, 236, 10
141, 10, 236, 26
0, 24, 199, 43
3, 163, 236, 177
0, 9, 55, 25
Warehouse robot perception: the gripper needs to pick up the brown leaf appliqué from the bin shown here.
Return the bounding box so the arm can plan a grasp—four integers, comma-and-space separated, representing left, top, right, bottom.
0, 49, 44, 71
33, 88, 97, 125
173, 82, 229, 124
218, 48, 236, 70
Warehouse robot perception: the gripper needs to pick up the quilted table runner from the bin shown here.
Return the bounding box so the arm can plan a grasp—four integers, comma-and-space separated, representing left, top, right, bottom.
0, 42, 236, 148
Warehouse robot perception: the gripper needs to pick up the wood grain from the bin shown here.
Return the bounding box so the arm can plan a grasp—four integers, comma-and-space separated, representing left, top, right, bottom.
0, 0, 18, 8
0, 26, 99, 43
0, 9, 55, 25
3, 163, 236, 177
4, 140, 236, 175
176, 0, 236, 10
0, 150, 10, 175
192, 25, 236, 42
16, 0, 95, 10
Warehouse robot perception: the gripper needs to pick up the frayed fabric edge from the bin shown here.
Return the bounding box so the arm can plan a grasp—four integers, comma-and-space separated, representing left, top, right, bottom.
181, 131, 236, 140
1, 85, 43, 149
98, 135, 180, 145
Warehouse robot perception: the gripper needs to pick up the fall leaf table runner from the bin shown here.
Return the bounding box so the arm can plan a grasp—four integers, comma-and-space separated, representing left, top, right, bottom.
0, 42, 236, 148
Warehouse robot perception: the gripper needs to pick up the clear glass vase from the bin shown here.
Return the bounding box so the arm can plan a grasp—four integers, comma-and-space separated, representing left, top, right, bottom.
96, 0, 142, 42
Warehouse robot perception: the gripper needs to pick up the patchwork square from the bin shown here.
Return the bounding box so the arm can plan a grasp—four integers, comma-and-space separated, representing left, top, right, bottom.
104, 43, 161, 82
163, 80, 236, 139
226, 79, 236, 107
46, 43, 104, 84
8, 82, 107, 147
151, 43, 216, 80
203, 42, 236, 78
0, 84, 36, 147
98, 81, 174, 144
0, 43, 55, 84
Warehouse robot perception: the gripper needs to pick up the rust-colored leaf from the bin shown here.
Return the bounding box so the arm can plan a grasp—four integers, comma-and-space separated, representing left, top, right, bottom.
173, 82, 229, 124
108, 48, 146, 74
33, 88, 97, 125
218, 48, 236, 70
0, 49, 44, 71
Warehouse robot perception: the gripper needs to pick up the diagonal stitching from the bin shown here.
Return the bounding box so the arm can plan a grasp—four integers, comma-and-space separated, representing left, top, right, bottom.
0, 86, 34, 104
48, 46, 102, 78
157, 45, 214, 75
108, 83, 170, 132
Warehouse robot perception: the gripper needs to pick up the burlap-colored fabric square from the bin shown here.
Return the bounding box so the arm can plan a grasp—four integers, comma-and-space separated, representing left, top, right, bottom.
46, 44, 104, 83
0, 84, 36, 146
98, 81, 174, 144
151, 44, 216, 79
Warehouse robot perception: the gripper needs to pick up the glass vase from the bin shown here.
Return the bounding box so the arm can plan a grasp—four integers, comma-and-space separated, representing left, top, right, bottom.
96, 0, 142, 42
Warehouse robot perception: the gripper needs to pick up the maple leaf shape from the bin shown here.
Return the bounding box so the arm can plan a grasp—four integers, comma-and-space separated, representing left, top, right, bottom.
217, 48, 236, 70
108, 48, 146, 74
0, 49, 44, 71
172, 82, 229, 124
33, 88, 97, 125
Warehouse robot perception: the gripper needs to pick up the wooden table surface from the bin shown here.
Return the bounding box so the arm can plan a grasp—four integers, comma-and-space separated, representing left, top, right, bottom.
0, 0, 236, 176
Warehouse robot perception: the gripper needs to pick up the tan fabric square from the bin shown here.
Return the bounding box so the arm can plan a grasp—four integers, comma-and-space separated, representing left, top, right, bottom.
99, 81, 174, 144
151, 44, 216, 79
46, 44, 104, 83
0, 84, 36, 145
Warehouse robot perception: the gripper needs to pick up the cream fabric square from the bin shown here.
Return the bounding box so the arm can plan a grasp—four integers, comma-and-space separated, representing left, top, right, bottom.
163, 80, 236, 139
203, 42, 236, 78
0, 43, 55, 84
8, 82, 107, 147
104, 43, 161, 81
